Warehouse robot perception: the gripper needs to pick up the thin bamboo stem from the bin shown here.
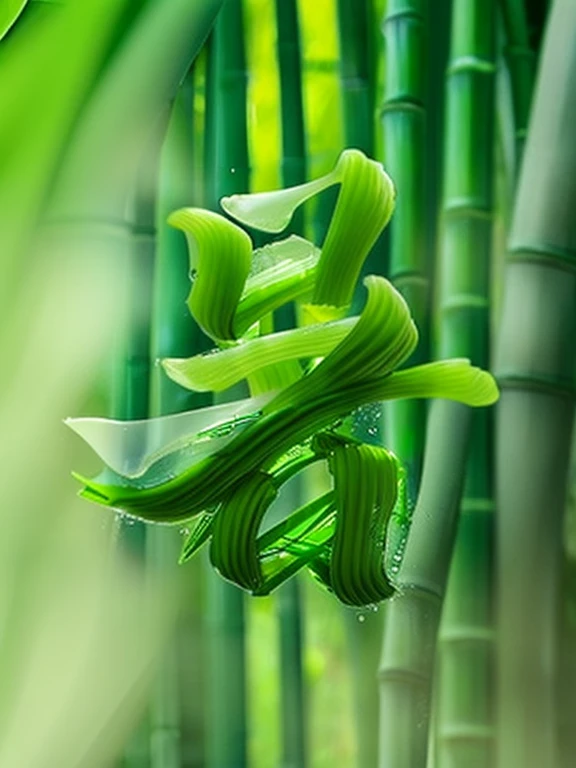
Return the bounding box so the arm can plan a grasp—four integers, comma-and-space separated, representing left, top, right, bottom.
495, 1, 576, 765
380, 0, 428, 497
498, 0, 537, 172
336, 0, 373, 153
434, 2, 497, 767
274, 2, 308, 765
379, 400, 472, 768
336, 3, 385, 765
203, 3, 250, 765
378, 6, 431, 764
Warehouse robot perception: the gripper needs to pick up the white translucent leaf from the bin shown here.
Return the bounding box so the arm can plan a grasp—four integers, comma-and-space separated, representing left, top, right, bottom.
65, 393, 274, 480
221, 166, 342, 233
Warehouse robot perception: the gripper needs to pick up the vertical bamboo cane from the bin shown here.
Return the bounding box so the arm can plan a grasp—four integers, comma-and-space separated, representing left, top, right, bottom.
434, 2, 497, 767
274, 1, 308, 765
203, 3, 250, 765
380, 0, 429, 498
378, 400, 472, 768
495, 1, 576, 765
378, 7, 430, 765
499, 0, 537, 173
336, 3, 384, 766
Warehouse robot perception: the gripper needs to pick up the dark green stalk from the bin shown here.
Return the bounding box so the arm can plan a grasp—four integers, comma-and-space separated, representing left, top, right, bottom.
274, 2, 308, 765
380, 0, 429, 499
435, 2, 497, 766
495, 1, 576, 765
378, 401, 472, 768
203, 3, 249, 765
336, 3, 385, 765
498, 0, 537, 172
336, 0, 373, 153
298, 2, 342, 245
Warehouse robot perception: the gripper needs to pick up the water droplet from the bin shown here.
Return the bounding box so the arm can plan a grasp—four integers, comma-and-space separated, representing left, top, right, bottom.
189, 268, 198, 282
357, 613, 366, 623
230, 167, 236, 174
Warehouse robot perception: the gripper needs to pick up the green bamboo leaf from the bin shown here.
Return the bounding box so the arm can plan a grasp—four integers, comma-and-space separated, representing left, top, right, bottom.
0, 0, 28, 42
328, 441, 397, 606
162, 316, 355, 392
221, 164, 343, 233
167, 207, 252, 341
376, 359, 499, 406
223, 149, 395, 308
66, 393, 272, 480
210, 471, 278, 590
265, 275, 418, 413
71, 280, 497, 523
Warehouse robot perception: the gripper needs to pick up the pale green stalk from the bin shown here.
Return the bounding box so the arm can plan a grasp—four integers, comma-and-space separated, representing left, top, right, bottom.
435, 2, 497, 766
379, 401, 472, 768
495, 2, 576, 765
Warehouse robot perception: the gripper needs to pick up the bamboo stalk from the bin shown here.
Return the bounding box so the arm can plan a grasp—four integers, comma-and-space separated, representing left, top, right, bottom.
203, 3, 250, 765
434, 2, 497, 767
378, 6, 430, 764
336, 3, 385, 765
495, 1, 576, 765
274, 1, 308, 765
378, 400, 472, 768
498, 0, 537, 172
380, 0, 429, 498
297, 0, 342, 244
336, 0, 373, 153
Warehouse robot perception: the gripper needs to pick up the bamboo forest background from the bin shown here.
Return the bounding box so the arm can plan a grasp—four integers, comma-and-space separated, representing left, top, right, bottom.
1, 0, 575, 767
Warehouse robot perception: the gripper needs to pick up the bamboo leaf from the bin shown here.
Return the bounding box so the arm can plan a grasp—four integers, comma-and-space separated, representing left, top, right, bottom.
66, 393, 272, 479
265, 275, 418, 413
328, 442, 397, 605
162, 317, 355, 392
210, 471, 278, 590
71, 279, 497, 523
377, 359, 499, 406
167, 207, 252, 341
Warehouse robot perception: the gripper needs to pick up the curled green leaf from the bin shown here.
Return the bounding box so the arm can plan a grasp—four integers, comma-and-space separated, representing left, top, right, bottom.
167, 208, 252, 341
162, 317, 356, 392
210, 471, 278, 591
376, 359, 499, 407
328, 442, 397, 605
